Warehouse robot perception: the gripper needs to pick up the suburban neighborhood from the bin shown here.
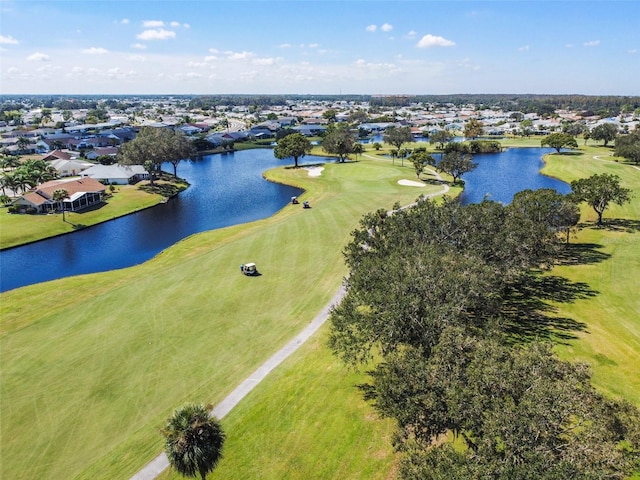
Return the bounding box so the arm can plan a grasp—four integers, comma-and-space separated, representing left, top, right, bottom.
2, 94, 639, 213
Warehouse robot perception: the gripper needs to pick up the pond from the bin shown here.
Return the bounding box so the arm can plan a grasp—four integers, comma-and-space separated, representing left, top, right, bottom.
457, 147, 571, 205
0, 147, 569, 292
0, 150, 329, 292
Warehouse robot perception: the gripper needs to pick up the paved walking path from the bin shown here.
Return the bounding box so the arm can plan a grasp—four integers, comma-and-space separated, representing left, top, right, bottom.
130, 284, 347, 480
593, 154, 640, 172
131, 157, 449, 479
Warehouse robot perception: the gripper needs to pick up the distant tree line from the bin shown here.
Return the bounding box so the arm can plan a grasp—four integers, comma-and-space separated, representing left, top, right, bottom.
369, 94, 640, 117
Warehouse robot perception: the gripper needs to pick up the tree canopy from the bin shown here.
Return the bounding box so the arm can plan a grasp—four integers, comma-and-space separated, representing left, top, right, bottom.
541, 132, 578, 153
273, 132, 312, 168
428, 130, 453, 149
615, 130, 640, 165
436, 151, 477, 184
321, 123, 357, 163
590, 123, 618, 146
570, 173, 633, 225
329, 195, 640, 479
463, 118, 483, 139
382, 125, 413, 151
119, 126, 194, 178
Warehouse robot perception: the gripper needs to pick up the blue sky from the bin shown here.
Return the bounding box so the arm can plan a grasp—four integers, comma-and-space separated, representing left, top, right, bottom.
1, 0, 638, 95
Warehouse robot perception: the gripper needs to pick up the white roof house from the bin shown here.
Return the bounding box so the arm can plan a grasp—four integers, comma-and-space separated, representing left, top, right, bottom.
81, 164, 149, 185
48, 159, 94, 177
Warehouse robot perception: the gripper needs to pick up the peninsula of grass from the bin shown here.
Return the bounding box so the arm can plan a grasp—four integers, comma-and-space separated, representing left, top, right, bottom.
0, 152, 448, 480
0, 177, 187, 250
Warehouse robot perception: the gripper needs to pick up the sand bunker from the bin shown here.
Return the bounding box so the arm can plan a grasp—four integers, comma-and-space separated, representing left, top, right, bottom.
306, 166, 324, 177
398, 179, 426, 187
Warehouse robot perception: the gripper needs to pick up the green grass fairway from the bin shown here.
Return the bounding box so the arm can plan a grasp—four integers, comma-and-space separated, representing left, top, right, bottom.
158, 325, 398, 480
0, 153, 443, 480
2, 144, 637, 480
540, 149, 640, 401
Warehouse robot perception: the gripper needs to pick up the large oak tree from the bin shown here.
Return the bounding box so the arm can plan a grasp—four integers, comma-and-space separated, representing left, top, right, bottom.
273, 132, 312, 168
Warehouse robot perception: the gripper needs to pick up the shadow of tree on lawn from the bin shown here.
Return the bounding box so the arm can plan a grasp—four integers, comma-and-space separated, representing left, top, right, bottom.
556, 242, 611, 266
600, 218, 640, 233
501, 273, 597, 344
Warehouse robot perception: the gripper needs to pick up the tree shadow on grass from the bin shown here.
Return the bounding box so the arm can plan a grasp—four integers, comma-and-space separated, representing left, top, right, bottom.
600, 218, 640, 233
501, 274, 596, 344
420, 177, 445, 187
556, 242, 611, 266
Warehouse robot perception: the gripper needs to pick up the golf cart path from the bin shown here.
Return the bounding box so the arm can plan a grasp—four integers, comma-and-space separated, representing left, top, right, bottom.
131, 160, 449, 480
593, 154, 640, 172
130, 284, 348, 480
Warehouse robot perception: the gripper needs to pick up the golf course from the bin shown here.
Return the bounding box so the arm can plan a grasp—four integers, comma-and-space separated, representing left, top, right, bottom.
1, 142, 638, 479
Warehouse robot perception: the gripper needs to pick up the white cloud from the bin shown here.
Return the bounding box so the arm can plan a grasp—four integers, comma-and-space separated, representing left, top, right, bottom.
279, 43, 292, 48
204, 55, 218, 62
108, 68, 136, 79
121, 18, 130, 25
82, 47, 109, 55
143, 20, 165, 28
0, 34, 19, 45
416, 34, 456, 48
584, 40, 600, 47
137, 29, 176, 40
405, 30, 417, 39
170, 21, 181, 27
253, 57, 280, 66
128, 55, 145, 62
308, 43, 319, 49
27, 52, 50, 62
183, 23, 190, 29
381, 23, 393, 32
208, 48, 219, 54
518, 45, 530, 52
131, 43, 147, 50
629, 49, 638, 54
7, 67, 21, 74
366, 24, 377, 32
225, 50, 254, 60
187, 61, 206, 67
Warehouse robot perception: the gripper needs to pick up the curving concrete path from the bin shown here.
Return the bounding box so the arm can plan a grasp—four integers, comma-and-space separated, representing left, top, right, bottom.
131, 156, 450, 480
130, 284, 347, 480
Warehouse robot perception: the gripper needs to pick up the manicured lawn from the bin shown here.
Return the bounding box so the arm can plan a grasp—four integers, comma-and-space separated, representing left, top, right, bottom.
1, 143, 637, 480
158, 325, 398, 480
0, 185, 165, 249
540, 148, 640, 401
0, 152, 442, 480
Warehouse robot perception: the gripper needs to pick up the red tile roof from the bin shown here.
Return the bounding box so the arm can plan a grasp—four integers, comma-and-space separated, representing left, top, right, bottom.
36, 178, 106, 199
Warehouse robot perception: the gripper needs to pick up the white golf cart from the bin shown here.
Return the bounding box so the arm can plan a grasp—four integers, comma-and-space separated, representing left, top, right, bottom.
240, 262, 258, 276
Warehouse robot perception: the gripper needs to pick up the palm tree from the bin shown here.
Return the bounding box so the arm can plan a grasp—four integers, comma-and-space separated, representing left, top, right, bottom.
16, 136, 31, 153
52, 189, 69, 221
163, 403, 225, 480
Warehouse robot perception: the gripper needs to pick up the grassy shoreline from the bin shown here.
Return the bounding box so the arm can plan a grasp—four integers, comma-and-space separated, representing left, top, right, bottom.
1, 142, 638, 479
0, 176, 187, 250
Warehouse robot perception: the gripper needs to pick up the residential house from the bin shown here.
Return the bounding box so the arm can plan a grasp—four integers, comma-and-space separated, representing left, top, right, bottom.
48, 158, 94, 177
293, 125, 327, 136
85, 147, 119, 161
13, 177, 106, 213
81, 164, 149, 185
42, 150, 74, 162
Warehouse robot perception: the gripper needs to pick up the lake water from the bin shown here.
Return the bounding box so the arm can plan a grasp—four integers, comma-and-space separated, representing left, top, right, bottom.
458, 147, 571, 204
0, 147, 569, 292
0, 150, 329, 292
